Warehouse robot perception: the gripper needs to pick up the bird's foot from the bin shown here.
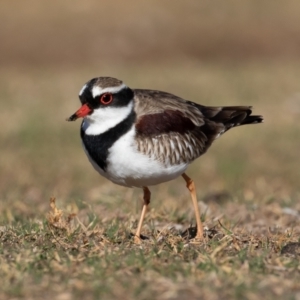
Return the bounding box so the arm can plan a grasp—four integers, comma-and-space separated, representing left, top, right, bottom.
134, 235, 142, 244
189, 235, 204, 244
181, 226, 205, 243
130, 232, 149, 244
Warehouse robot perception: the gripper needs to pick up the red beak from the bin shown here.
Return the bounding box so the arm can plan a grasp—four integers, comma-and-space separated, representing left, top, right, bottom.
66, 104, 92, 121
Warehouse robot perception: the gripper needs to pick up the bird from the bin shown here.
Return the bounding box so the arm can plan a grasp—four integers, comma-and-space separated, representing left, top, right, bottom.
67, 77, 263, 243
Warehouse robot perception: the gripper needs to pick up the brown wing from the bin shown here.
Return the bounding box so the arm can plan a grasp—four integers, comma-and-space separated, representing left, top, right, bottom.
134, 89, 263, 166
133, 89, 204, 126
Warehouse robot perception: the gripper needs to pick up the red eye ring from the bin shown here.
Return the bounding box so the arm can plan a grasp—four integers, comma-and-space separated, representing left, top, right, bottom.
100, 93, 113, 105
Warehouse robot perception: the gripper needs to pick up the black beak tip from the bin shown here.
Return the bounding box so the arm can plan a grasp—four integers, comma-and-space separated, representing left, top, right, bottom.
66, 114, 77, 122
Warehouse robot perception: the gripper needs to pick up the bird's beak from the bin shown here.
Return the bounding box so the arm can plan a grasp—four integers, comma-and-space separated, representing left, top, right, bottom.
66, 104, 92, 121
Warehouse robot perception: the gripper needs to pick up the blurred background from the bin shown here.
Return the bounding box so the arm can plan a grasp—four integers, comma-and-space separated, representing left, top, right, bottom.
1, 0, 300, 222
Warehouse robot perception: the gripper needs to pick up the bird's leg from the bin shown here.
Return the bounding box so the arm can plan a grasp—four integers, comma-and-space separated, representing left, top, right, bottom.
182, 173, 204, 240
134, 187, 151, 244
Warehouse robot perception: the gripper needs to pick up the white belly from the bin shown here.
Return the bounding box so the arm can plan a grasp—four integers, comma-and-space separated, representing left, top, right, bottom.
83, 127, 188, 188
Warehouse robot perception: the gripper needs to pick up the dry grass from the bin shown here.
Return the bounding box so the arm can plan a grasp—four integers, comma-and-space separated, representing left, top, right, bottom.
1, 1, 300, 299
0, 196, 299, 300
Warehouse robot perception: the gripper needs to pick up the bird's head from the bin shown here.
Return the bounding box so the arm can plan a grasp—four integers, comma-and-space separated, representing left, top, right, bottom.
67, 77, 134, 132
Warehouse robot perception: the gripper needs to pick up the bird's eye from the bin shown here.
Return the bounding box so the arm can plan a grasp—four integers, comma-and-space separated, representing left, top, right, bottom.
100, 93, 113, 105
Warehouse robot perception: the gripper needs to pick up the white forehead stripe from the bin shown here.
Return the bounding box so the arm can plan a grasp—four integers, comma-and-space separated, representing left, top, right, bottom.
92, 84, 127, 98
79, 84, 88, 96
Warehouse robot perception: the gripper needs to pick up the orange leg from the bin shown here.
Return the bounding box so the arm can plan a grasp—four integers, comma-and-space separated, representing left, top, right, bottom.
182, 173, 204, 240
134, 187, 151, 244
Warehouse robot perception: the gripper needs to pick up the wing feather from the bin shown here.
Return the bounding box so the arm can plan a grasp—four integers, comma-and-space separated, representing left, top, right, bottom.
133, 89, 263, 165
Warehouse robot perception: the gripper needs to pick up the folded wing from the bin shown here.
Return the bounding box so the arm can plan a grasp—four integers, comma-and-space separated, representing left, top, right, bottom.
134, 90, 263, 166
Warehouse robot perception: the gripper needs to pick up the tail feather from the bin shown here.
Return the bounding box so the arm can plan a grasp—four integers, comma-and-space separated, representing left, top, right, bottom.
198, 104, 263, 129
194, 104, 263, 147
240, 114, 264, 126
183, 104, 263, 156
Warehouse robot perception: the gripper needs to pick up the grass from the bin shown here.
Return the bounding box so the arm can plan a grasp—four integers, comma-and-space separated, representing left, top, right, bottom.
0, 198, 299, 300
1, 1, 300, 298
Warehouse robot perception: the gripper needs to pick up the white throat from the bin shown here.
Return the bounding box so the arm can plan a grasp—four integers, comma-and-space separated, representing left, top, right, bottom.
82, 101, 134, 135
